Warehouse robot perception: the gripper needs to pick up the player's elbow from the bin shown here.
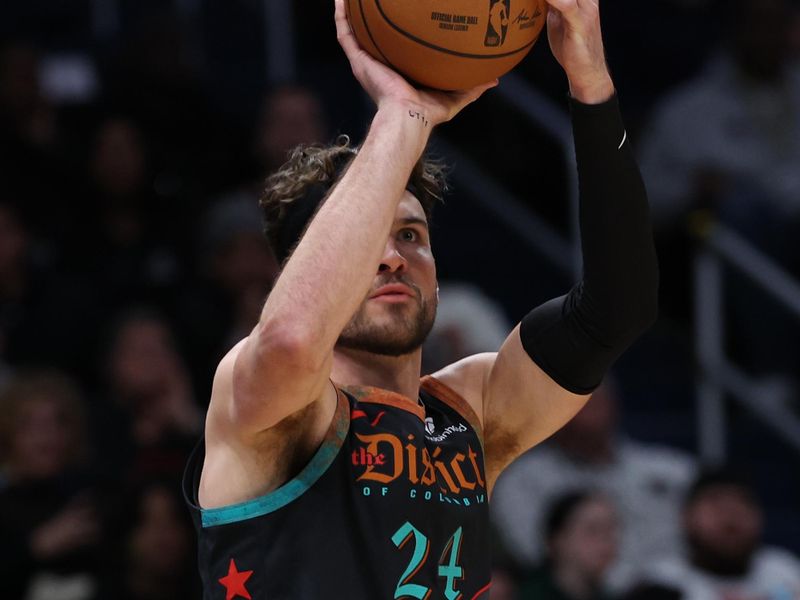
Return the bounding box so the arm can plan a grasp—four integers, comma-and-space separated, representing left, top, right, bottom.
228, 324, 328, 432
252, 319, 328, 374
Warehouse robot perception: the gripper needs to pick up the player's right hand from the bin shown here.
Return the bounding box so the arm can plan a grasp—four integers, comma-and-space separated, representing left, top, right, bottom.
334, 0, 496, 127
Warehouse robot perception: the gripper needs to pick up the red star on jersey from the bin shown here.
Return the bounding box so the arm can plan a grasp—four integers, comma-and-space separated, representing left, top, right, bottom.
218, 558, 253, 600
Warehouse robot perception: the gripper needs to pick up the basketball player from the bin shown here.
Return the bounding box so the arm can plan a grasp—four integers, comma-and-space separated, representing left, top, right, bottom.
183, 0, 658, 598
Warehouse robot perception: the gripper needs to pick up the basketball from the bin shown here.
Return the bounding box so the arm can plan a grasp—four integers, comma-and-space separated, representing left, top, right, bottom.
345, 0, 548, 91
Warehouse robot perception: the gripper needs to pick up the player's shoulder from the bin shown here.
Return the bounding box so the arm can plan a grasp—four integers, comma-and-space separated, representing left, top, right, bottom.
213, 337, 249, 379
431, 352, 496, 384
203, 338, 248, 433
429, 353, 497, 425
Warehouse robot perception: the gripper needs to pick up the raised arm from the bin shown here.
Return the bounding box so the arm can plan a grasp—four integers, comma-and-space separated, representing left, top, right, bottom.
209, 0, 495, 442
433, 0, 658, 488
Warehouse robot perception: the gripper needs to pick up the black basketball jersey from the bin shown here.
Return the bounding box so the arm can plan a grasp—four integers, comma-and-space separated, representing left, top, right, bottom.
183, 375, 491, 599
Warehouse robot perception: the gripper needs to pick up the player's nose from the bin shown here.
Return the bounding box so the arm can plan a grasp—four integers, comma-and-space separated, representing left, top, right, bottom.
378, 241, 407, 273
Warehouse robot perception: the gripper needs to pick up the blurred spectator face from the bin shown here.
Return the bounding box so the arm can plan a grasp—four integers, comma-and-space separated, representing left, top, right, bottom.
11, 399, 72, 479
549, 495, 619, 581
0, 204, 28, 283
204, 197, 279, 297
0, 373, 86, 481
256, 86, 327, 172
126, 12, 194, 84
563, 382, 616, 438
554, 381, 617, 461
731, 0, 793, 80
129, 485, 191, 577
213, 231, 278, 296
108, 314, 183, 401
0, 43, 40, 118
684, 483, 762, 568
90, 118, 147, 199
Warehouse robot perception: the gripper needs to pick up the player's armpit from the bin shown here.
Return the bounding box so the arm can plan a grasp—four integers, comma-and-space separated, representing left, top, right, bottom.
199, 339, 338, 510
482, 326, 590, 490
430, 342, 588, 494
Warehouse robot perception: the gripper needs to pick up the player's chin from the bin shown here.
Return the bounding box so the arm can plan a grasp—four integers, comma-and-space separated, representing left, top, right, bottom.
367, 298, 419, 318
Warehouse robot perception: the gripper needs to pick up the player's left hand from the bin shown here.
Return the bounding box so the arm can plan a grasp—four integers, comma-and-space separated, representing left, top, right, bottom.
543, 0, 614, 104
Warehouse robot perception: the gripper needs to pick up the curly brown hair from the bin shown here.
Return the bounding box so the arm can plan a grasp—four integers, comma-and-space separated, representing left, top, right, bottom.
259, 136, 447, 262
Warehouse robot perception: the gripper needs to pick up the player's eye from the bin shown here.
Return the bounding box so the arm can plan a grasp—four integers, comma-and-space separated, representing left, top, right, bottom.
399, 229, 418, 242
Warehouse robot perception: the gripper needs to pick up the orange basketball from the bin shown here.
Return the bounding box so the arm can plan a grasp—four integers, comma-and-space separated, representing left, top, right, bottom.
346, 0, 548, 91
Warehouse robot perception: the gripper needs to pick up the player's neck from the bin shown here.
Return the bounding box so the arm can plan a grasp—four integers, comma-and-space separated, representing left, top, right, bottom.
332, 347, 422, 401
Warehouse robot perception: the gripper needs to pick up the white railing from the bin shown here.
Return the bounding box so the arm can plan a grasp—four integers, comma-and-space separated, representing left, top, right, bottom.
693, 216, 800, 462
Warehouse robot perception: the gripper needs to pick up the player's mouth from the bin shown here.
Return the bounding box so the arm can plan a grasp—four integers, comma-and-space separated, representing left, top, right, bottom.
369, 283, 416, 303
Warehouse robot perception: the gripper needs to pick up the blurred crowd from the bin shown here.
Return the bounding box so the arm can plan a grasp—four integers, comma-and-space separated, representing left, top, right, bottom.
1, 0, 800, 598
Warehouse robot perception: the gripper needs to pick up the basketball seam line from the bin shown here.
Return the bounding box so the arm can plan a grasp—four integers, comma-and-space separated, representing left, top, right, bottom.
357, 0, 394, 67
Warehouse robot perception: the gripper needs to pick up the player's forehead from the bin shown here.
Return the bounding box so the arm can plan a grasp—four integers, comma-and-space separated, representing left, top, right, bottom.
394, 191, 428, 227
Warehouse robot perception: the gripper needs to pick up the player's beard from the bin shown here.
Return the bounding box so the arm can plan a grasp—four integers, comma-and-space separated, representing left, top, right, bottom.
337, 283, 437, 357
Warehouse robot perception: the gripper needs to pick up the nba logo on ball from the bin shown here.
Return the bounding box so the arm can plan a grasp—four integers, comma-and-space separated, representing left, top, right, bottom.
484, 0, 510, 47
346, 0, 547, 90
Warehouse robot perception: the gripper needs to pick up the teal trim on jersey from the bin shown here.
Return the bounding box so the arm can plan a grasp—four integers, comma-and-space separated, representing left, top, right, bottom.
201, 394, 350, 528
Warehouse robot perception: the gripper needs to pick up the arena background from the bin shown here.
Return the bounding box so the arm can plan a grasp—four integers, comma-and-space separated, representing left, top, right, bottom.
1, 0, 799, 598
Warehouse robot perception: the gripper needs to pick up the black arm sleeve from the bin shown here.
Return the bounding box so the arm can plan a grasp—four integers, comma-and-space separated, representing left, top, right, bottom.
519, 94, 659, 395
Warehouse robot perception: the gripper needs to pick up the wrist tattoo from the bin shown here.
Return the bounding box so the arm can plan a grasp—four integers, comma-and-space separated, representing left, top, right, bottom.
408, 110, 429, 127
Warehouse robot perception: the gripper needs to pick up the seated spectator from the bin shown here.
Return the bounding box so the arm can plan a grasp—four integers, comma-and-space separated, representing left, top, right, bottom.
254, 84, 328, 177
0, 201, 98, 381
0, 40, 56, 150
217, 83, 329, 201
175, 196, 279, 397
70, 116, 185, 308
100, 481, 199, 600
639, 0, 800, 321
92, 308, 200, 484
641, 0, 800, 233
103, 9, 231, 197
174, 84, 326, 392
491, 379, 696, 590
0, 41, 83, 243
422, 281, 510, 374
638, 467, 800, 599
0, 371, 105, 600
518, 491, 619, 600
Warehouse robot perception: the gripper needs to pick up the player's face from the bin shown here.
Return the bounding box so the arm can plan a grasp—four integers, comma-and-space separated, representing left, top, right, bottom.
337, 192, 437, 357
